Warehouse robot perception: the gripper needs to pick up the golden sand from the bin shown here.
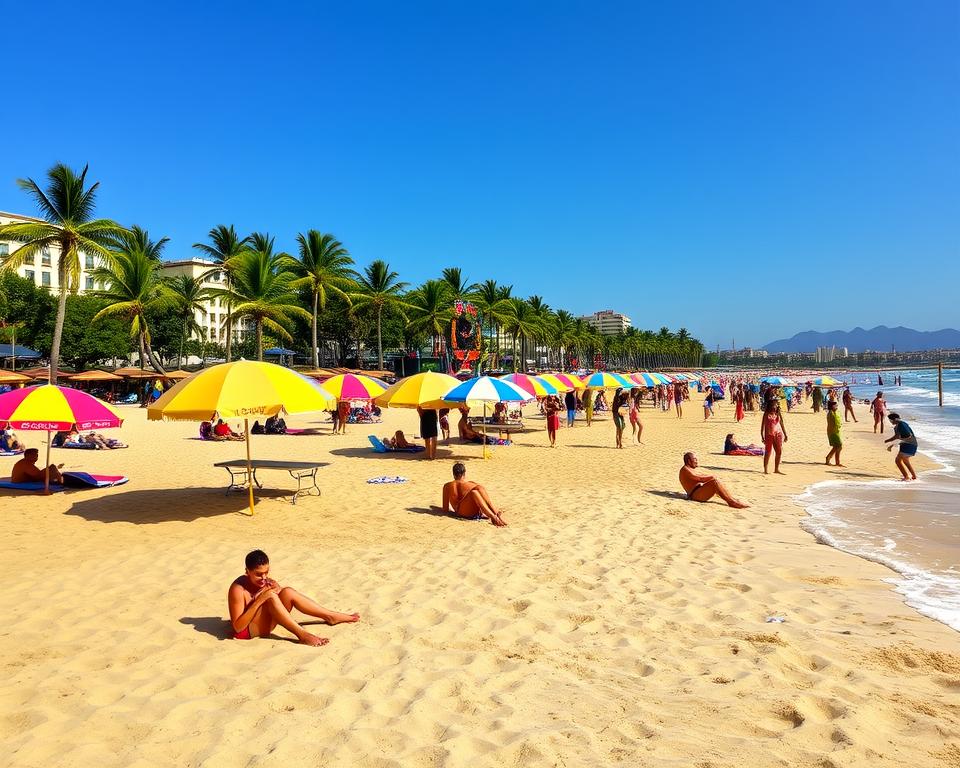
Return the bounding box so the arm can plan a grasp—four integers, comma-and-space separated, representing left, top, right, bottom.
1, 397, 958, 767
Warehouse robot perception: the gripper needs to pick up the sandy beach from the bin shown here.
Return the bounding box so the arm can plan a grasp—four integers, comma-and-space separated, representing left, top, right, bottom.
1, 396, 958, 768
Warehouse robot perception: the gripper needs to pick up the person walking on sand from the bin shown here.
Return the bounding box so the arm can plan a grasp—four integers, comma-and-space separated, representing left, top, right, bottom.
544, 394, 561, 447
227, 550, 359, 646
885, 413, 918, 481
871, 391, 887, 434
564, 389, 577, 428
629, 388, 643, 443
761, 397, 788, 475
612, 388, 627, 448
842, 387, 858, 423
584, 389, 594, 426
703, 388, 715, 421
441, 462, 507, 525
812, 385, 823, 414
674, 382, 684, 418
679, 452, 749, 508
417, 406, 439, 459
825, 400, 844, 467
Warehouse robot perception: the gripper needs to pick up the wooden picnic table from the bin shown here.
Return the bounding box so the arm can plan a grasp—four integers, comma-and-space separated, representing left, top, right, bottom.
213, 460, 328, 504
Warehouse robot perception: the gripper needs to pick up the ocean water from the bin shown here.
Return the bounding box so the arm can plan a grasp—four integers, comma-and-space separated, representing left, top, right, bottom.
797, 368, 960, 632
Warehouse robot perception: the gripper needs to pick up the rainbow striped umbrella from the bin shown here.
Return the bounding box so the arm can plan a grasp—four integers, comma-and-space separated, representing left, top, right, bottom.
631, 372, 672, 387
501, 373, 558, 397
670, 372, 699, 382
319, 373, 387, 401
582, 371, 629, 389
0, 384, 123, 493
541, 373, 584, 391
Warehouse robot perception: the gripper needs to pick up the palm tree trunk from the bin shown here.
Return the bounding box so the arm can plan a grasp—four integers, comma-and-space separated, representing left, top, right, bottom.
138, 332, 147, 370
224, 308, 233, 363
48, 285, 68, 385
256, 321, 264, 362
376, 308, 384, 370
311, 291, 320, 369
178, 320, 187, 369
144, 336, 167, 375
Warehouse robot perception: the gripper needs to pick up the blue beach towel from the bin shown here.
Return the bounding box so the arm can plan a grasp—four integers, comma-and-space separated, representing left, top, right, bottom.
367, 435, 425, 453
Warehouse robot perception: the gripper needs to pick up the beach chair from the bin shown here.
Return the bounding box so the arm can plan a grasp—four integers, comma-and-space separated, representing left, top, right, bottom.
367, 435, 424, 453
0, 472, 128, 492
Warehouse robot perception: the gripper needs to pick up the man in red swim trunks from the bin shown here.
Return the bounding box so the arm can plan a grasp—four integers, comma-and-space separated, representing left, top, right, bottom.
227, 550, 359, 645
679, 452, 749, 509
441, 462, 507, 526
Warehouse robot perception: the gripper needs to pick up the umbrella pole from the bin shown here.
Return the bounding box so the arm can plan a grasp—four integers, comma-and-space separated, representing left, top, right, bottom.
244, 418, 254, 516
44, 429, 51, 495
483, 403, 488, 460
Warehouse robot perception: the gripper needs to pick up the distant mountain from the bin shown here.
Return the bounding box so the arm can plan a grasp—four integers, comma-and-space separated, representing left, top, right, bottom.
763, 326, 960, 354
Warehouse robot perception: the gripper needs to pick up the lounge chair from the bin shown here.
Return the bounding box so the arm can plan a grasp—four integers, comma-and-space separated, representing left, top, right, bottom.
368, 435, 424, 453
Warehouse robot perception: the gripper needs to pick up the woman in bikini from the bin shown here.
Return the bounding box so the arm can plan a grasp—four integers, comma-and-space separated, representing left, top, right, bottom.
760, 397, 788, 475
611, 388, 626, 448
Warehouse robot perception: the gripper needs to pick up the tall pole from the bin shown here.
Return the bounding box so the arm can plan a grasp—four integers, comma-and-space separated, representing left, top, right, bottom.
244, 418, 255, 515
938, 360, 943, 408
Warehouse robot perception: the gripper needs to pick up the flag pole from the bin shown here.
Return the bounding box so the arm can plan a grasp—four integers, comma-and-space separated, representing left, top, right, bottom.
244, 418, 254, 515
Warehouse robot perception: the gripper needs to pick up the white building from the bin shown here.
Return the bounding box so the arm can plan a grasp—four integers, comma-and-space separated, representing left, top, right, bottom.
579, 309, 632, 335
815, 345, 848, 363
156, 258, 252, 345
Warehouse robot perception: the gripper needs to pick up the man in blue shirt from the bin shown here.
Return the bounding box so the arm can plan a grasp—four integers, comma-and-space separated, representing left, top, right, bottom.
885, 413, 918, 481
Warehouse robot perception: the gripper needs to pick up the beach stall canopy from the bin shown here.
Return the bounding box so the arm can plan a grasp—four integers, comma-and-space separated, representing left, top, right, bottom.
163, 369, 193, 381
0, 371, 32, 385
148, 360, 336, 514
264, 347, 298, 356
0, 344, 41, 360
0, 384, 123, 493
113, 367, 164, 379
68, 370, 124, 382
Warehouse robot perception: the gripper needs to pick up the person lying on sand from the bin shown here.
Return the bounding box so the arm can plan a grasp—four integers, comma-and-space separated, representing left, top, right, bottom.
392, 430, 419, 449
11, 448, 64, 485
228, 550, 359, 646
441, 462, 507, 526
679, 452, 749, 509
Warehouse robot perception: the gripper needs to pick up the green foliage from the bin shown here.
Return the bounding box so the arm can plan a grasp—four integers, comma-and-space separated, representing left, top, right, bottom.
32, 295, 130, 370
0, 271, 55, 349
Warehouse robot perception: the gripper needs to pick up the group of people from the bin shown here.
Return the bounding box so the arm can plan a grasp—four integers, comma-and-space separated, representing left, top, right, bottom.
200, 417, 245, 441
52, 427, 127, 449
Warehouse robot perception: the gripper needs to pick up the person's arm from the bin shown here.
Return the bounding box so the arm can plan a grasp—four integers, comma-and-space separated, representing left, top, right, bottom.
441, 483, 452, 513
228, 581, 276, 633
779, 412, 788, 440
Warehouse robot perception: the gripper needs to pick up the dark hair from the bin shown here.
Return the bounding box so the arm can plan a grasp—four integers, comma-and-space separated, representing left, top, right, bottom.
24, 447, 39, 457
828, 400, 838, 409
683, 451, 694, 465
888, 412, 900, 421
452, 462, 466, 478
245, 550, 269, 570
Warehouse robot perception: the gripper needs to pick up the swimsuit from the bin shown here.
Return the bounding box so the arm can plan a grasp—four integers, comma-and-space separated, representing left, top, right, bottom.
763, 412, 784, 450
419, 409, 438, 439
687, 482, 705, 500
895, 421, 918, 456
234, 627, 252, 640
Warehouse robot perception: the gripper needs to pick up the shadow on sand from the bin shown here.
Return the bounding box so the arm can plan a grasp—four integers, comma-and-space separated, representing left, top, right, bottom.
405, 505, 485, 522
180, 616, 232, 640
66, 486, 290, 524
646, 489, 689, 501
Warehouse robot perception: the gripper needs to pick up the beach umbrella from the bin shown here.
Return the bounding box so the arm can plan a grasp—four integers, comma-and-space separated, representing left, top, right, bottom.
148, 360, 336, 515
761, 376, 796, 387
542, 373, 585, 391
432, 375, 532, 458
582, 371, 630, 389
631, 371, 672, 387
532, 374, 572, 393
501, 373, 558, 397
374, 371, 462, 409
319, 373, 387, 401
163, 369, 193, 381
811, 375, 842, 387
0, 385, 123, 494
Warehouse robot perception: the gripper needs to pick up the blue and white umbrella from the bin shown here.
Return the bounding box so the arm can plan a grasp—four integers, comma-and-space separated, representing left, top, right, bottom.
761, 375, 796, 387
441, 375, 532, 406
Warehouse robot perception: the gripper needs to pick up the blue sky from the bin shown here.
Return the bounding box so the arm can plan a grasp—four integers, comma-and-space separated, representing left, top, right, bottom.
1, 1, 957, 349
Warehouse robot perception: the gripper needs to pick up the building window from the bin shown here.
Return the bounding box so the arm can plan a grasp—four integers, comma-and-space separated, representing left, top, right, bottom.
41, 272, 51, 287
85, 254, 94, 270
0, 243, 8, 257
41, 247, 51, 266
85, 276, 94, 291
25, 269, 35, 283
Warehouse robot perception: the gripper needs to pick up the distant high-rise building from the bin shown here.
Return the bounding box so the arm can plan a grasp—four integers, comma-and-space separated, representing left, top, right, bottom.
579, 309, 632, 335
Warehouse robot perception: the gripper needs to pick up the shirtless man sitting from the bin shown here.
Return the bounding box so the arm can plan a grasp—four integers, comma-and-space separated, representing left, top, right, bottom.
441, 462, 507, 526
679, 452, 749, 509
227, 550, 360, 646
11, 448, 64, 485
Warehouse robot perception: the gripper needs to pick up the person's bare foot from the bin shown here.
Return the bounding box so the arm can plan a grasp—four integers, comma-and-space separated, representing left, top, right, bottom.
297, 631, 329, 646
325, 611, 361, 625
836, 463, 845, 467
775, 470, 786, 475
730, 500, 749, 509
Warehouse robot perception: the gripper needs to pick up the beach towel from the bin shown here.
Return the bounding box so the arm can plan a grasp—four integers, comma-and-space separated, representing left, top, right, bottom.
58, 442, 98, 450
0, 449, 24, 457
0, 472, 128, 492
367, 435, 425, 453
366, 476, 408, 484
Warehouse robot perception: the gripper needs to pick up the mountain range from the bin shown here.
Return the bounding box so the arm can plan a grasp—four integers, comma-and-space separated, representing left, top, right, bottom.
763, 326, 960, 354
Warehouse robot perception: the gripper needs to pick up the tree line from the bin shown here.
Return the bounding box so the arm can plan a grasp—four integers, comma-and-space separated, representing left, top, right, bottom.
0, 164, 704, 381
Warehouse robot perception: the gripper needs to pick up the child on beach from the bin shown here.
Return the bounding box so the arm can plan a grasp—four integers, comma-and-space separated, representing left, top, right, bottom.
825, 400, 844, 467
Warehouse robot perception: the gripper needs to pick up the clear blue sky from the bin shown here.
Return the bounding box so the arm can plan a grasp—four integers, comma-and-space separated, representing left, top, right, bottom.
2, 1, 957, 349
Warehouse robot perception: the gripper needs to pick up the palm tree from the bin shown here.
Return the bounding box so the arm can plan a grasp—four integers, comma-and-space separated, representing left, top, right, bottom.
503, 298, 542, 372
286, 230, 356, 368
193, 225, 249, 362
0, 164, 126, 383
472, 279, 512, 367
211, 233, 310, 361
165, 273, 212, 368
551, 309, 576, 369
91, 226, 171, 373
349, 259, 410, 370
526, 296, 551, 368
406, 280, 452, 358
440, 267, 477, 301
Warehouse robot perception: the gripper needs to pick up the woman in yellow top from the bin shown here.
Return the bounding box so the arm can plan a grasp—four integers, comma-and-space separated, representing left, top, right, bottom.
825, 400, 844, 467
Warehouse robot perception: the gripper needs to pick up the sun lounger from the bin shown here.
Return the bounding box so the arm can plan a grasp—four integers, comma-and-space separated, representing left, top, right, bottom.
0, 472, 128, 491
368, 435, 425, 453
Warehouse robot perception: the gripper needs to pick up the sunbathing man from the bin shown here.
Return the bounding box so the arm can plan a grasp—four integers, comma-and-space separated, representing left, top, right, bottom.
679, 452, 749, 508
227, 549, 360, 646
11, 448, 64, 485
393, 430, 419, 449
441, 462, 507, 526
